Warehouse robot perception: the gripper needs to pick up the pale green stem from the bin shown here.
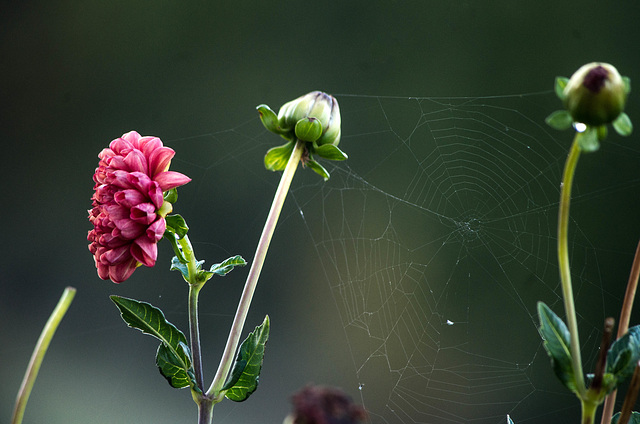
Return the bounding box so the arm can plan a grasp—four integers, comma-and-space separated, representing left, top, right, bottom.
12, 286, 76, 424
558, 133, 587, 397
207, 139, 305, 398
582, 399, 598, 424
601, 240, 640, 424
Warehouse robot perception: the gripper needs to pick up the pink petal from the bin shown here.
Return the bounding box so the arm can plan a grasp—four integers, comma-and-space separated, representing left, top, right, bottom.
148, 146, 175, 178
109, 257, 139, 283
103, 245, 132, 264
121, 131, 142, 146
114, 218, 145, 239
124, 149, 148, 174
148, 183, 164, 209
114, 189, 146, 208
131, 237, 157, 267
130, 202, 157, 224
110, 137, 134, 156
147, 218, 166, 242
108, 170, 134, 189
139, 137, 163, 157
155, 171, 191, 191
127, 172, 153, 193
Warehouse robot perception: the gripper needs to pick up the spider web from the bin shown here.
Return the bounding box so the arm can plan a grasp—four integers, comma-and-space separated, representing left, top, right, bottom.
168, 91, 640, 424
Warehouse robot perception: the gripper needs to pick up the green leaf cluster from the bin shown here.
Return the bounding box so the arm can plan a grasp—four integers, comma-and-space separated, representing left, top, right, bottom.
538, 302, 640, 400
612, 412, 640, 424
170, 255, 247, 285
110, 296, 198, 391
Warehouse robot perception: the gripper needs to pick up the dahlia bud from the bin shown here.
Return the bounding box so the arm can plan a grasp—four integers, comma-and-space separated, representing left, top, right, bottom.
563, 62, 628, 126
277, 91, 341, 146
258, 91, 347, 180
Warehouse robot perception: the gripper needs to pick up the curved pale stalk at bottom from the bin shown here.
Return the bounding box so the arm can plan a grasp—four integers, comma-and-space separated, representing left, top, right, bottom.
12, 286, 76, 424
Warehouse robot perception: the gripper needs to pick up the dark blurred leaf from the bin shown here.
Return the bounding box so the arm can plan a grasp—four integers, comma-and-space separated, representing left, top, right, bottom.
607, 325, 640, 384
612, 411, 640, 424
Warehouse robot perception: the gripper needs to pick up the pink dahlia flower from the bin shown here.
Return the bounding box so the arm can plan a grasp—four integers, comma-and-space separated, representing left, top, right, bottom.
88, 131, 191, 283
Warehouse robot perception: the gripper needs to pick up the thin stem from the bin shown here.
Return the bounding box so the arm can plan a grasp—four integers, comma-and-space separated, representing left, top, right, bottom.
189, 283, 205, 391
179, 235, 206, 392
208, 139, 305, 397
558, 133, 587, 397
197, 398, 214, 424
12, 286, 76, 424
601, 239, 640, 424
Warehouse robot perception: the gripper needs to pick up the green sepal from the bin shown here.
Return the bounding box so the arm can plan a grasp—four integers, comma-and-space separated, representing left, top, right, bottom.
264, 141, 295, 172
306, 159, 330, 181
545, 110, 573, 130
156, 342, 200, 391
613, 112, 633, 137
257, 104, 287, 136
224, 315, 270, 402
209, 255, 247, 276
597, 125, 608, 142
537, 301, 577, 393
622, 76, 632, 95
612, 411, 640, 424
110, 296, 197, 391
163, 188, 178, 203
555, 77, 569, 101
314, 143, 348, 161
578, 128, 600, 152
166, 214, 189, 239
166, 233, 187, 264
606, 325, 640, 385
295, 117, 323, 142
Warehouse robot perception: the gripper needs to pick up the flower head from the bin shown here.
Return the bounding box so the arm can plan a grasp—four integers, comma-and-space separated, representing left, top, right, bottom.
283, 385, 367, 424
88, 131, 191, 283
563, 62, 628, 126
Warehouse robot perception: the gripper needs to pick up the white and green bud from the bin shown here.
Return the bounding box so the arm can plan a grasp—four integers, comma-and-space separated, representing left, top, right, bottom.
563, 62, 629, 126
277, 91, 341, 146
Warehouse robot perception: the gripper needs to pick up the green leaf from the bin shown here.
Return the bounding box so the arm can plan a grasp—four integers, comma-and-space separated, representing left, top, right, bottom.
537, 301, 577, 393
170, 256, 190, 280
257, 104, 286, 135
578, 128, 600, 152
163, 188, 178, 203
306, 159, 330, 181
507, 415, 515, 424
545, 110, 573, 130
156, 342, 199, 391
607, 325, 640, 384
224, 315, 270, 402
264, 141, 295, 172
314, 144, 348, 161
612, 411, 640, 424
166, 214, 189, 239
209, 255, 247, 276
110, 296, 196, 390
613, 112, 633, 137
555, 77, 569, 101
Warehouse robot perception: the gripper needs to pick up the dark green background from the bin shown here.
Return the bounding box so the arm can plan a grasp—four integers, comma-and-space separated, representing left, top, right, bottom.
3, 1, 640, 423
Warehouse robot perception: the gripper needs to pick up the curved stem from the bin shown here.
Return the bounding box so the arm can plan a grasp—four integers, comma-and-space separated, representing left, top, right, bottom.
12, 286, 76, 424
207, 139, 305, 397
558, 133, 587, 397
